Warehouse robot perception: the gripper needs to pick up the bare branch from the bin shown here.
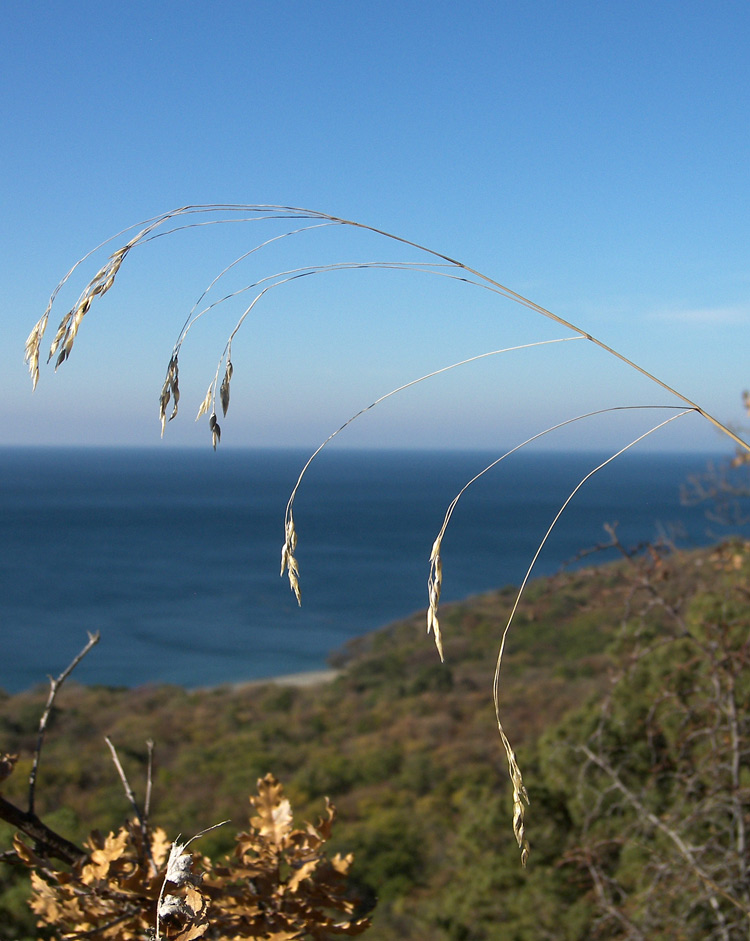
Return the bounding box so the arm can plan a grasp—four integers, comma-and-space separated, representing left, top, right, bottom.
578, 744, 750, 920
104, 737, 156, 876
28, 631, 100, 816
0, 795, 85, 866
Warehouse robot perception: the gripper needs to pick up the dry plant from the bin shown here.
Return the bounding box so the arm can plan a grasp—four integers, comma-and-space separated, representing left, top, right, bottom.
1, 638, 370, 940
24, 204, 750, 865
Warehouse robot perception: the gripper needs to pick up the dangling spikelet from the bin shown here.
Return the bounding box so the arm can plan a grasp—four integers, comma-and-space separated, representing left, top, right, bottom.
219, 360, 233, 416
195, 382, 214, 421
159, 356, 180, 436
24, 314, 48, 391
427, 536, 444, 661
280, 514, 301, 605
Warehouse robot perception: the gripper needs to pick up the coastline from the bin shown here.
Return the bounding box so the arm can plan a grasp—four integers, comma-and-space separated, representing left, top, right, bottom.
222, 668, 341, 692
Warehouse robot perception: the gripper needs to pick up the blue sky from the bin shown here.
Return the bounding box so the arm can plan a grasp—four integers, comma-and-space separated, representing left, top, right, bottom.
3, 0, 749, 453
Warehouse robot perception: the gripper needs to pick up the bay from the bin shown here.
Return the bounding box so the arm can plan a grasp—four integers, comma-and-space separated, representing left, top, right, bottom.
0, 447, 736, 692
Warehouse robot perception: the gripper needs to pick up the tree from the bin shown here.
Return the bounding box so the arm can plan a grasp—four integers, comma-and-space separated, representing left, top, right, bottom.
546, 535, 750, 939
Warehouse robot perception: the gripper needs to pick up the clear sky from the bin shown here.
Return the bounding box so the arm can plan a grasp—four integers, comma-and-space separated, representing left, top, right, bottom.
3, 1, 749, 454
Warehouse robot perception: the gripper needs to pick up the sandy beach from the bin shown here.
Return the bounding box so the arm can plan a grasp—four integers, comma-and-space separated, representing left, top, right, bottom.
228, 668, 341, 691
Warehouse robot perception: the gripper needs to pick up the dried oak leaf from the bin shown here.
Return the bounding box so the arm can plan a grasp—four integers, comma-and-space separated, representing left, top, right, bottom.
81, 828, 131, 884
250, 774, 293, 846
13, 834, 47, 869
29, 870, 66, 923
150, 826, 174, 871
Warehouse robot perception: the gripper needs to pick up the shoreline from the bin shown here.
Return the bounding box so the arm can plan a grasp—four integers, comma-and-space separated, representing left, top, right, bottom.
7, 668, 344, 698
219, 668, 342, 692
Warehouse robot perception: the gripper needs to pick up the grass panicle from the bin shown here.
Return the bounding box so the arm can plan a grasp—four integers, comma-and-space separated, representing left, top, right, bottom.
27, 203, 750, 864
281, 513, 301, 605
282, 336, 583, 608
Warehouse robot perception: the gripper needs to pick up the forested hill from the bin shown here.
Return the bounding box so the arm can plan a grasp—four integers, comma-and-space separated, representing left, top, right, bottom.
1, 537, 749, 939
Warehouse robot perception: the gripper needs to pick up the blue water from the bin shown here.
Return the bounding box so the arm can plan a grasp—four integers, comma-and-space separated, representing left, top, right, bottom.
0, 447, 740, 692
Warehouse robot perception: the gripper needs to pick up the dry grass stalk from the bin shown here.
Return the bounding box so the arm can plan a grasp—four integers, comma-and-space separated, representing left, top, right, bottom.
425, 407, 695, 862
282, 337, 582, 606
27, 204, 750, 866
183, 262, 460, 445
195, 382, 214, 421
425, 405, 690, 658
488, 410, 693, 862
23, 204, 750, 454
24, 212, 179, 386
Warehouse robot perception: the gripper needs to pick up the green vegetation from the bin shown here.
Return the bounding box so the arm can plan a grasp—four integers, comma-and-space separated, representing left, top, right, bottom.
16, 203, 750, 937
3, 534, 748, 938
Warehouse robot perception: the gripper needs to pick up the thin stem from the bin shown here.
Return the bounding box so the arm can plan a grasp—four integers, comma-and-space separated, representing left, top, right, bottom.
284, 336, 584, 534
579, 743, 750, 920
36, 203, 750, 457
433, 406, 692, 553
492, 409, 695, 726
172, 221, 339, 350
425, 405, 693, 660
177, 260, 455, 356
29, 631, 100, 816
104, 738, 156, 877
320, 208, 750, 455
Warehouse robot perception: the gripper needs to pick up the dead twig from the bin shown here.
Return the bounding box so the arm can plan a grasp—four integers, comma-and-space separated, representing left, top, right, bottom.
28, 631, 100, 816
105, 737, 157, 877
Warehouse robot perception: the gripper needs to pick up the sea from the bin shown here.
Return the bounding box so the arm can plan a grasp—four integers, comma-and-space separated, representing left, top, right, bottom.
0, 447, 741, 694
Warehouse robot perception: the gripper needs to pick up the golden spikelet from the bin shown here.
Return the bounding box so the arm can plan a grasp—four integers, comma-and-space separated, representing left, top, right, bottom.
195, 383, 214, 421
427, 537, 444, 661
159, 357, 180, 437
499, 728, 530, 867
47, 246, 130, 370
24, 315, 48, 391
280, 515, 301, 605
209, 413, 221, 450
219, 361, 233, 417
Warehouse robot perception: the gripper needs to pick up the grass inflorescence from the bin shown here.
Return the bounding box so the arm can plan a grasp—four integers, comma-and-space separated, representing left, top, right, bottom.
26, 204, 750, 864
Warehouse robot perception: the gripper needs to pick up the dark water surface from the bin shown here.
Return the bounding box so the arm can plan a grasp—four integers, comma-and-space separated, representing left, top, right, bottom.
0, 447, 733, 692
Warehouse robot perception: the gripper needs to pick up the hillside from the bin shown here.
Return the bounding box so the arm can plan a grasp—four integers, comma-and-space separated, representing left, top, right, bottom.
1, 537, 749, 939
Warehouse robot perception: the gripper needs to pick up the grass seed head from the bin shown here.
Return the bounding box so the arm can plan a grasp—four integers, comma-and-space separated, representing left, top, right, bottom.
159, 357, 180, 436
209, 413, 221, 449
281, 515, 301, 604
47, 313, 72, 364
219, 361, 233, 417
195, 383, 213, 421
24, 316, 47, 390
499, 730, 530, 867
427, 538, 444, 661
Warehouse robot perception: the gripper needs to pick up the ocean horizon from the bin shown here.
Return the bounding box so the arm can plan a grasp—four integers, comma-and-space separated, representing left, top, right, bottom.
0, 446, 740, 694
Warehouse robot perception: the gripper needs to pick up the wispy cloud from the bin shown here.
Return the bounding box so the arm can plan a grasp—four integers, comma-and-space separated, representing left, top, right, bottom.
652, 305, 750, 326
